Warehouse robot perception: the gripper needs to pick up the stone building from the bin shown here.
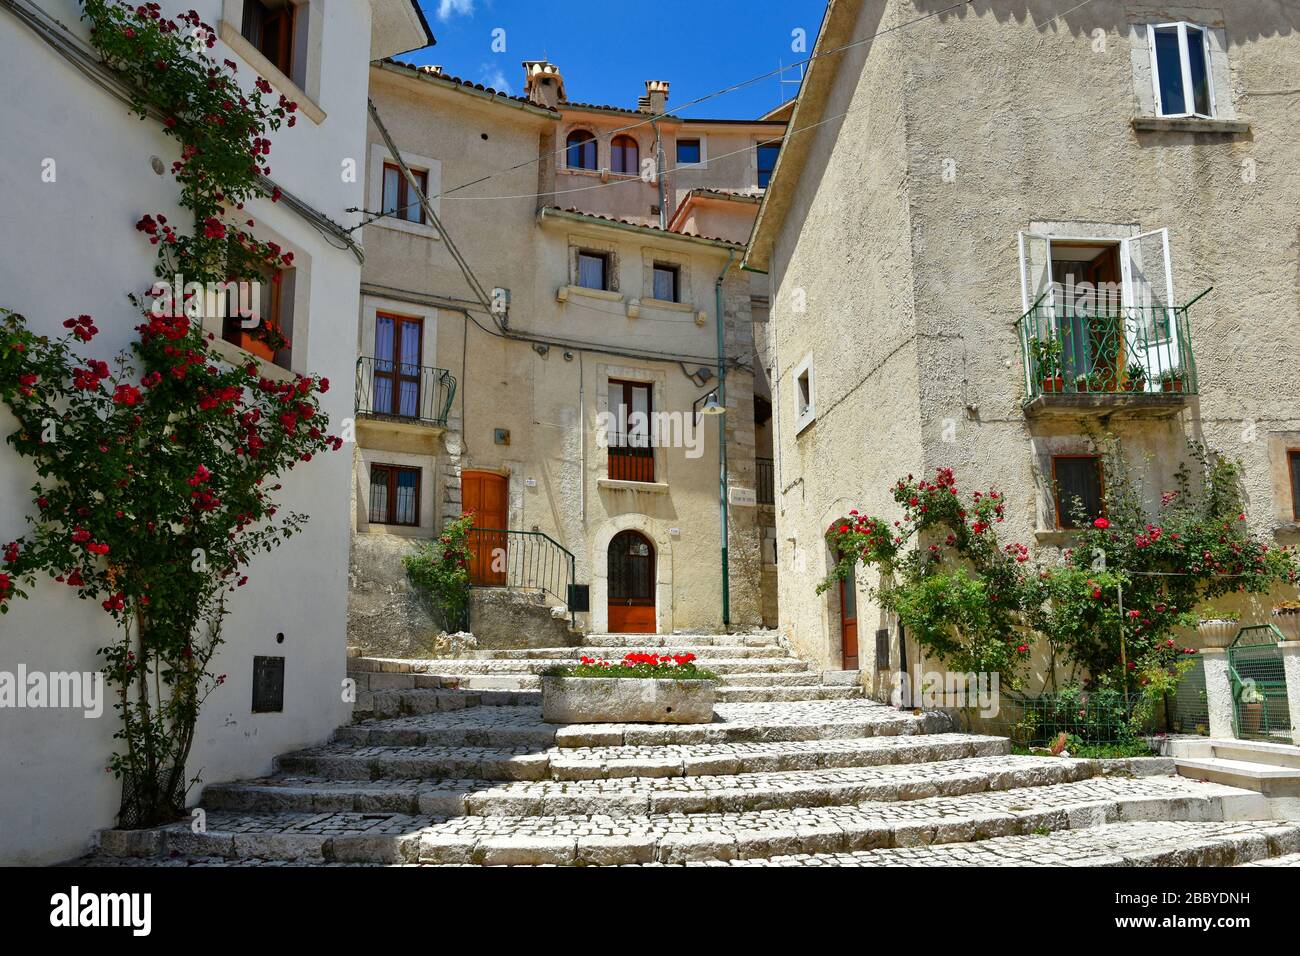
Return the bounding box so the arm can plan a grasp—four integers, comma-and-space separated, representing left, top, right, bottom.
348, 59, 788, 648
0, 0, 431, 864
745, 0, 1300, 692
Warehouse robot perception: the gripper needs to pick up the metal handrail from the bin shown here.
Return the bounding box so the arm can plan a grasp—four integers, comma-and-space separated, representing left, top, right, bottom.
465, 527, 577, 627
355, 355, 457, 426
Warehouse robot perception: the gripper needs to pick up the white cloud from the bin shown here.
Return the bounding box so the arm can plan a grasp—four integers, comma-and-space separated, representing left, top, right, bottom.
480, 65, 511, 94
436, 0, 474, 21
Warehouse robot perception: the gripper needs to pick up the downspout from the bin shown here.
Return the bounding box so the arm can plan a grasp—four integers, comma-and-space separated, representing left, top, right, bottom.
716, 249, 736, 627
652, 118, 668, 230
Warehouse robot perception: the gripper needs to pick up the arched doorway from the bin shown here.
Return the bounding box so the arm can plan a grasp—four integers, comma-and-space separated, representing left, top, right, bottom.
608, 530, 655, 633
839, 564, 859, 670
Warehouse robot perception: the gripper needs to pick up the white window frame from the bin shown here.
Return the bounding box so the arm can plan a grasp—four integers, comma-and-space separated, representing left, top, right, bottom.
367, 144, 441, 240
675, 135, 708, 170
1147, 22, 1216, 119
793, 353, 815, 434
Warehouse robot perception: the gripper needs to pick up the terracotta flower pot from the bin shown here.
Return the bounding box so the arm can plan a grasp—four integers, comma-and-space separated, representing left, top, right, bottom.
1041, 376, 1064, 394
1196, 619, 1238, 649
1162, 379, 1184, 393
1240, 701, 1263, 735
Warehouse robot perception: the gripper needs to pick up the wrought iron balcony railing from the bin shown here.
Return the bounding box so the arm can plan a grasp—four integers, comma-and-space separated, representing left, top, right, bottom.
1016, 291, 1207, 404
355, 355, 456, 427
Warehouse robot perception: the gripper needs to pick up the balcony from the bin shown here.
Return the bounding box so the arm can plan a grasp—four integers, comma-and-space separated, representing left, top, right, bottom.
355, 355, 456, 428
1016, 293, 1204, 420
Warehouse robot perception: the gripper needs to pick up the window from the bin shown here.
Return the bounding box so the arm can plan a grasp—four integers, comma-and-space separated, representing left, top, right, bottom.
793, 354, 815, 432
651, 263, 678, 302
222, 256, 292, 369
241, 0, 297, 77
608, 379, 654, 482
566, 130, 597, 170
381, 162, 427, 225
1149, 22, 1214, 118
577, 251, 609, 290
757, 141, 780, 188
1053, 455, 1104, 528
371, 313, 423, 418
676, 138, 702, 167
1290, 450, 1300, 521
369, 464, 420, 526
611, 135, 640, 175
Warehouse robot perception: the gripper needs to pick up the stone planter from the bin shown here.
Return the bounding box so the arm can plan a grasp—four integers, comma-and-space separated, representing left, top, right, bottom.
1196, 619, 1239, 649
1272, 608, 1300, 642
540, 675, 715, 724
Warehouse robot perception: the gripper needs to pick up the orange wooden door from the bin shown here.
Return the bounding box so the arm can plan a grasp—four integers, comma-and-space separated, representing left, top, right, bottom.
839, 568, 859, 670
608, 530, 655, 633
462, 471, 507, 586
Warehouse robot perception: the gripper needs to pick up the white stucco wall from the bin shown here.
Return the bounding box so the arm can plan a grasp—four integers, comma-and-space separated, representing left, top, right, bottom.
0, 0, 387, 864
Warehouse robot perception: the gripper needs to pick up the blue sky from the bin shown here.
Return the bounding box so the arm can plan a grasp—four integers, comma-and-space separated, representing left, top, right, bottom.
407, 0, 830, 119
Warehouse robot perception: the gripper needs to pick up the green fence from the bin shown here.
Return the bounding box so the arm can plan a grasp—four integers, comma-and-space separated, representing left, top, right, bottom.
1229, 625, 1292, 742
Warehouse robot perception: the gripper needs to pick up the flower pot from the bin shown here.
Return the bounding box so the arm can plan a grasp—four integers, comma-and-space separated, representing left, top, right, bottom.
540, 675, 715, 724
1041, 376, 1064, 394
1196, 619, 1239, 649
1162, 379, 1184, 393
1239, 701, 1263, 736
1272, 607, 1300, 642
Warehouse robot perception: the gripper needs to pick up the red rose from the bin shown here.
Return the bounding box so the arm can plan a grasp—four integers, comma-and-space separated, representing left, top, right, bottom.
1093, 517, 1110, 529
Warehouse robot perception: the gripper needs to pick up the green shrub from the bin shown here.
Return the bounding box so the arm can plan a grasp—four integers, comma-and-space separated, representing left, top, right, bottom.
404, 514, 474, 631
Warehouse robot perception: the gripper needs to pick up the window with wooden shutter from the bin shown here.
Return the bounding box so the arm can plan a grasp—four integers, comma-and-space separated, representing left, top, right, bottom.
1053, 455, 1104, 528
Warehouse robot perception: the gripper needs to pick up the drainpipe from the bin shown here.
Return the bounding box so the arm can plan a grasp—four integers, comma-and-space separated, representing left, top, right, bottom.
716, 249, 736, 627
652, 118, 668, 230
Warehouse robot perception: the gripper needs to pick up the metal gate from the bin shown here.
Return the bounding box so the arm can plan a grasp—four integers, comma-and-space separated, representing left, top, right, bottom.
1228, 625, 1292, 741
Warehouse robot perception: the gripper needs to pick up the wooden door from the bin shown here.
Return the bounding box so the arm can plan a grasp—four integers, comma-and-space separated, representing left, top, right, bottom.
608, 530, 655, 633
462, 471, 507, 586
840, 566, 859, 670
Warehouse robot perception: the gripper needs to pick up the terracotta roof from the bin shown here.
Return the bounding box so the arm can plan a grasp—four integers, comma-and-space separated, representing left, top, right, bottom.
559, 102, 788, 127
381, 59, 559, 114
542, 206, 743, 247
666, 189, 762, 238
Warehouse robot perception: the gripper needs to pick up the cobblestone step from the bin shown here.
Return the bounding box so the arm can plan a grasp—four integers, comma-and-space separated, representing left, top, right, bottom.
416, 657, 814, 676
353, 688, 536, 720
437, 672, 833, 692
266, 731, 1008, 785
584, 633, 781, 648
715, 685, 863, 702
1238, 849, 1300, 866
204, 754, 1098, 817
468, 645, 790, 660
335, 701, 952, 750
99, 777, 1267, 865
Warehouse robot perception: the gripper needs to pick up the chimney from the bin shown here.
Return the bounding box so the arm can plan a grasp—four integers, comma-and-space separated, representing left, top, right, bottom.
522, 60, 566, 108
640, 79, 669, 115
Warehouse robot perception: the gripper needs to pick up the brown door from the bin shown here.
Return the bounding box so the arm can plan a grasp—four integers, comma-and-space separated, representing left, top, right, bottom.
462, 471, 507, 586
608, 530, 655, 633
839, 566, 859, 669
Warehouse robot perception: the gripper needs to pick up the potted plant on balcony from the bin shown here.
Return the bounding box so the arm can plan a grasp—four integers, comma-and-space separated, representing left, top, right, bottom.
1196, 609, 1239, 649
1029, 336, 1063, 394
1159, 367, 1185, 393
541, 652, 718, 724
1122, 362, 1147, 392
1272, 600, 1300, 641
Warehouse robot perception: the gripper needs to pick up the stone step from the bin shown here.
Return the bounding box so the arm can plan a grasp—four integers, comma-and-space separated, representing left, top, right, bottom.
413, 658, 814, 676
1175, 756, 1300, 800
419, 672, 832, 692
466, 645, 789, 660
353, 688, 535, 720
584, 633, 782, 648
266, 731, 1009, 786
658, 821, 1300, 867
99, 776, 1268, 865
715, 685, 864, 703
204, 753, 1099, 818
335, 701, 952, 750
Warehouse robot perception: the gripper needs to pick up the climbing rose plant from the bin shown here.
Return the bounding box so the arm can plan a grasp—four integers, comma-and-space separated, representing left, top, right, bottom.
0, 1, 337, 827
403, 513, 475, 632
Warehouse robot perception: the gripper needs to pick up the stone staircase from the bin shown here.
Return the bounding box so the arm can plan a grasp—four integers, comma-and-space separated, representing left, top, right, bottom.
350, 631, 865, 706
79, 633, 1300, 867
